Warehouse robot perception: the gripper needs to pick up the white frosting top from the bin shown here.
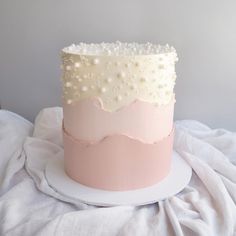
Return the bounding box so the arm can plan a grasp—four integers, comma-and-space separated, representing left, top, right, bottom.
61, 42, 178, 111
63, 41, 177, 56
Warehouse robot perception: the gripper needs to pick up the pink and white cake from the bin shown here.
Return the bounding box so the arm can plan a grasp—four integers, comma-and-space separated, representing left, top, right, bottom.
61, 42, 178, 191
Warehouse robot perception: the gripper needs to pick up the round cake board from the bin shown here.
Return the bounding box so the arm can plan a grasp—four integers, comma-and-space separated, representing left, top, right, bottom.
45, 151, 192, 206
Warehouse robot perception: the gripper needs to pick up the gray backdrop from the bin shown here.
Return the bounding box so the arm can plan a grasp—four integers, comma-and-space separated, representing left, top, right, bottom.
0, 0, 236, 130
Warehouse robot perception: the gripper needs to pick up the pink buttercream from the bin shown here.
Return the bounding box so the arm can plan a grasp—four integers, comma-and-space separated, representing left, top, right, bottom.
63, 126, 174, 191
63, 98, 174, 143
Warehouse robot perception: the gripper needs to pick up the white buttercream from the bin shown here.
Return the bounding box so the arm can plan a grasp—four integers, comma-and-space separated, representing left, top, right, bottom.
61, 42, 178, 111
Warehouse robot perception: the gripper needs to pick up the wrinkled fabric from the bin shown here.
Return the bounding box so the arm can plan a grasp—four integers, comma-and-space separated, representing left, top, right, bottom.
0, 108, 236, 236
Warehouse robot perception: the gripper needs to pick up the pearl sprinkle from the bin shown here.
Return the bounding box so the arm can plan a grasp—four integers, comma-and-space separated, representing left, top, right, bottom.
81, 86, 88, 92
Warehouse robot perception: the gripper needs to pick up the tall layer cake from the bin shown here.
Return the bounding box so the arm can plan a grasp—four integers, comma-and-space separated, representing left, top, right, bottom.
61, 42, 178, 191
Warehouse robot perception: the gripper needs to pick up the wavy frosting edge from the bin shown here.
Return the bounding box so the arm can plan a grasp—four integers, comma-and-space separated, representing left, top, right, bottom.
63, 126, 174, 191
63, 97, 175, 143
64, 95, 176, 113
63, 123, 174, 146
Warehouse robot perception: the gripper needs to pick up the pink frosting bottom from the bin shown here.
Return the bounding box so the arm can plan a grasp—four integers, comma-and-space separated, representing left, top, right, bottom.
63, 127, 174, 191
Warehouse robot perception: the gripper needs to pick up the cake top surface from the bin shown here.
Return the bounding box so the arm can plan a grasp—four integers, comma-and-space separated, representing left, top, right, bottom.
62, 41, 176, 56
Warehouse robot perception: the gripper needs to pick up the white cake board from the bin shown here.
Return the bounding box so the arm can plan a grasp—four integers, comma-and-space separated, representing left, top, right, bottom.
45, 151, 192, 206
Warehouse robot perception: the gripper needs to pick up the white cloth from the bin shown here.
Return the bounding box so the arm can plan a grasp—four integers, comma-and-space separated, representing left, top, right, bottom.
0, 108, 236, 236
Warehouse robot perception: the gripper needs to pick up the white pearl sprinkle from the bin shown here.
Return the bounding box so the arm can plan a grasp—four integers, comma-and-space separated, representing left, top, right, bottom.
92, 58, 100, 65
101, 87, 107, 93
74, 62, 81, 68
64, 42, 176, 56
67, 99, 72, 104
81, 86, 88, 92
65, 82, 72, 87
66, 65, 71, 71
106, 77, 112, 83
116, 95, 122, 101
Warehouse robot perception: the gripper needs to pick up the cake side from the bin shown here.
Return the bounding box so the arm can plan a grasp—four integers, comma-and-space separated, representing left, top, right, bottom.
61, 42, 178, 190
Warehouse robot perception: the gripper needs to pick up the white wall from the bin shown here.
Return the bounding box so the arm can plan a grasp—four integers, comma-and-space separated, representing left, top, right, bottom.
0, 0, 235, 130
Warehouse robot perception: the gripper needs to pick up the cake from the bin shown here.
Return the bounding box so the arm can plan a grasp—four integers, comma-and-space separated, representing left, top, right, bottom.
61, 42, 178, 191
